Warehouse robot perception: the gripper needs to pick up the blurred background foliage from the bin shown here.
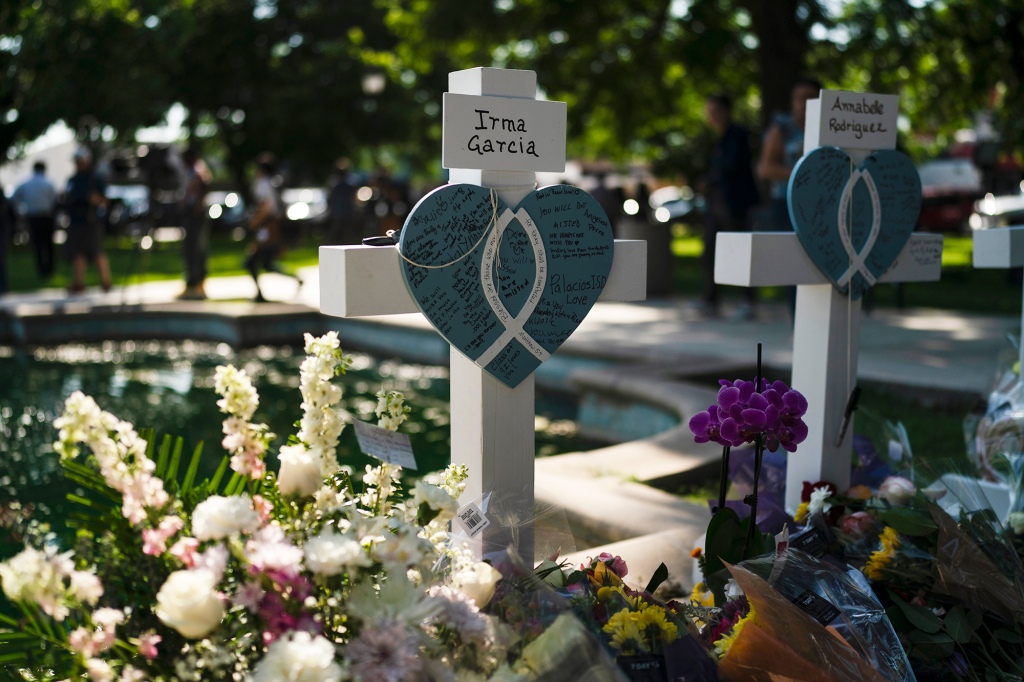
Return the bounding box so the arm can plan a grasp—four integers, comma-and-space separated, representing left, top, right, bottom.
1, 0, 1023, 186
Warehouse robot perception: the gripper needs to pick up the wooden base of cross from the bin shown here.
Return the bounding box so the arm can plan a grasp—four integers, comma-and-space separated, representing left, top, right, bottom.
715, 231, 943, 511
320, 67, 647, 562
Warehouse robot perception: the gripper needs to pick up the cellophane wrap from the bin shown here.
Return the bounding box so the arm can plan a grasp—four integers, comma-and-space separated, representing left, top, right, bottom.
718, 551, 914, 682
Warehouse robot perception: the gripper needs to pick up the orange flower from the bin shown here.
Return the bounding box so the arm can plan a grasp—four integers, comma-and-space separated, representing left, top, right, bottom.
588, 561, 623, 588
690, 547, 703, 559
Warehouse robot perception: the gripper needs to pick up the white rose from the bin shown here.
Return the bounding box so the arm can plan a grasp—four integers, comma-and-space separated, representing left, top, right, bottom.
191, 495, 261, 541
1010, 512, 1024, 535
155, 569, 225, 639
412, 481, 458, 521
277, 444, 323, 497
252, 631, 342, 682
304, 528, 371, 576
452, 561, 502, 608
878, 476, 916, 507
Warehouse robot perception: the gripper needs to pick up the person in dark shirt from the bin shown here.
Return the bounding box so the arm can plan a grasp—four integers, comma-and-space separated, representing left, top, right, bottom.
700, 94, 760, 319
65, 147, 112, 294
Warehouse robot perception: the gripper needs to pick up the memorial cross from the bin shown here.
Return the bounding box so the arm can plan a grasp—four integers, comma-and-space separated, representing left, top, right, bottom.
974, 226, 1024, 374
714, 90, 944, 511
319, 67, 647, 558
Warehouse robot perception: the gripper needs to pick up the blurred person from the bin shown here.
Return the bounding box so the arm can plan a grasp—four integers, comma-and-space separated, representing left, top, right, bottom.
757, 77, 822, 231
700, 94, 759, 319
178, 148, 212, 300
590, 172, 623, 236
12, 161, 58, 280
757, 77, 821, 318
0, 185, 15, 296
65, 147, 112, 294
245, 153, 298, 303
326, 157, 359, 244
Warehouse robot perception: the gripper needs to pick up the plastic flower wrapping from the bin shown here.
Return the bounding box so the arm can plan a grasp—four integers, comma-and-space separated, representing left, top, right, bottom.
785, 469, 1024, 680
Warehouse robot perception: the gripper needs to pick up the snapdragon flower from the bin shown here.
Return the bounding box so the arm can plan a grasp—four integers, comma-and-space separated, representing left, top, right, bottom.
213, 366, 273, 479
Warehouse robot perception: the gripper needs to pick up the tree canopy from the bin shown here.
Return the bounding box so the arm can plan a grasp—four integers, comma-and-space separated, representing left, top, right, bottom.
0, 0, 1021, 187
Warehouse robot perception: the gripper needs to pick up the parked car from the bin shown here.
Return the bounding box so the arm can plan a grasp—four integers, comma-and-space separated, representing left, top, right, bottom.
648, 185, 705, 226
968, 188, 1024, 230
917, 158, 984, 233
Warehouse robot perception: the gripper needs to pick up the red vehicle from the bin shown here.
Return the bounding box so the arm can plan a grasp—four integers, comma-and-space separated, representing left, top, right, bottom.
917, 158, 985, 233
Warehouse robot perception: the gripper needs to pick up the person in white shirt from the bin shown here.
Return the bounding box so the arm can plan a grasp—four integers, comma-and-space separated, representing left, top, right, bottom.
245, 153, 298, 302
12, 161, 58, 279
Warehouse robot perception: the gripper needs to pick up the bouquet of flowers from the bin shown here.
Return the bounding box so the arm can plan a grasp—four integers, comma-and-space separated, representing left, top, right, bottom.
794, 474, 1024, 680
0, 333, 518, 681
537, 553, 719, 681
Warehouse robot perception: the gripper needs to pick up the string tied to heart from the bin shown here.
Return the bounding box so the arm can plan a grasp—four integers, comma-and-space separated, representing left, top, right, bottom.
394, 188, 502, 270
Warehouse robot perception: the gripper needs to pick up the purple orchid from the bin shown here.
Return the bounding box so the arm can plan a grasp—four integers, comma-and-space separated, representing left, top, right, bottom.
690, 378, 808, 453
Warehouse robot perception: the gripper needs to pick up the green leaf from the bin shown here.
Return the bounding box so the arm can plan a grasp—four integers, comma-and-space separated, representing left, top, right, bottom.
879, 508, 938, 536
165, 435, 184, 482
154, 432, 172, 477
208, 456, 231, 493
180, 441, 205, 493
943, 604, 976, 644
644, 562, 669, 595
994, 628, 1024, 644
909, 629, 956, 658
888, 591, 943, 634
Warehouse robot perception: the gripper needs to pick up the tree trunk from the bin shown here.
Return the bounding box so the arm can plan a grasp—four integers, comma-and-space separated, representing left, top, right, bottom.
744, 0, 812, 128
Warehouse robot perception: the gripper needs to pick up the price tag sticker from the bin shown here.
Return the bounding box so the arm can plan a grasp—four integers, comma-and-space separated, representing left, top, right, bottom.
353, 420, 417, 470
790, 528, 828, 558
616, 654, 668, 682
454, 501, 491, 538
792, 590, 842, 626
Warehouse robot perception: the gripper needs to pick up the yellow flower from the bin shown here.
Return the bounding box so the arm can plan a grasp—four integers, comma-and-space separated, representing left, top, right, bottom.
863, 526, 900, 581
602, 603, 678, 654
793, 501, 810, 523
589, 561, 623, 588
715, 604, 756, 659
603, 609, 648, 654
690, 581, 715, 608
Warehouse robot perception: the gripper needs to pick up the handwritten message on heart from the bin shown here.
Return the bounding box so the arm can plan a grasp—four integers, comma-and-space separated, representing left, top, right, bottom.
788, 147, 922, 300
397, 184, 613, 388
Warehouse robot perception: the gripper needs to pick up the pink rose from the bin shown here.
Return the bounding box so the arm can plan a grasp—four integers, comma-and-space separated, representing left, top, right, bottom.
169, 537, 200, 567
838, 511, 875, 539
878, 476, 916, 506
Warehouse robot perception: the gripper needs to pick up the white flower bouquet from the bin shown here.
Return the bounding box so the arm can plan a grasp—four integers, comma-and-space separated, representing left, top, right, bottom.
0, 333, 519, 681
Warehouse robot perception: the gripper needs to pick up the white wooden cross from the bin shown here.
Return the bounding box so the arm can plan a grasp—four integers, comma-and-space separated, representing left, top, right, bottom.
975, 226, 1024, 373
319, 67, 647, 558
715, 90, 944, 512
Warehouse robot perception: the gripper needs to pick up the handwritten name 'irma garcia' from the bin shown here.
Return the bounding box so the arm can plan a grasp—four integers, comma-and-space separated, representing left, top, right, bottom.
468, 108, 540, 158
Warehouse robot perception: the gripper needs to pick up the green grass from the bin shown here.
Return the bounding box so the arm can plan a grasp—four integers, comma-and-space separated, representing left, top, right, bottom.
4, 232, 321, 293
669, 226, 1021, 315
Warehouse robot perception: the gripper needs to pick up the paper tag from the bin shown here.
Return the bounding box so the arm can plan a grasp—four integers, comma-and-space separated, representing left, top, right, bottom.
454, 502, 490, 538
792, 590, 842, 626
790, 528, 828, 558
616, 654, 668, 682
816, 90, 899, 150
887, 439, 904, 462
352, 420, 417, 470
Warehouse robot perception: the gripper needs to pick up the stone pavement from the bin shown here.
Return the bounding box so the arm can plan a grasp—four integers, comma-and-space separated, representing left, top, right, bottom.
1, 270, 1016, 588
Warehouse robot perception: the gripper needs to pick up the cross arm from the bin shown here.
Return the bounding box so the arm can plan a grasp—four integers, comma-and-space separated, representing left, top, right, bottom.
974, 226, 1024, 268
320, 239, 647, 318
714, 232, 943, 287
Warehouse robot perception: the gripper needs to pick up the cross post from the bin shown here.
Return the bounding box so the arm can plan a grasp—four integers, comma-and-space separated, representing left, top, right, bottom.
319, 67, 647, 561
974, 226, 1024, 373
714, 91, 944, 511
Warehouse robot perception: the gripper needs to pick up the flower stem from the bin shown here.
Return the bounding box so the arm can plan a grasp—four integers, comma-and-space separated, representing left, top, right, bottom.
743, 436, 764, 556
716, 446, 731, 512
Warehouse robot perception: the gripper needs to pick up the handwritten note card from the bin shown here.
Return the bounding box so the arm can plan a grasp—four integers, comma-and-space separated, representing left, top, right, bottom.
353, 419, 417, 470
398, 183, 613, 388
442, 93, 567, 172
816, 90, 899, 151
788, 147, 921, 300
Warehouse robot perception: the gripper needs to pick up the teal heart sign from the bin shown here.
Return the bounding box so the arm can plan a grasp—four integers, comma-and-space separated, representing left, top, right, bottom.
397, 184, 613, 388
787, 147, 921, 300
